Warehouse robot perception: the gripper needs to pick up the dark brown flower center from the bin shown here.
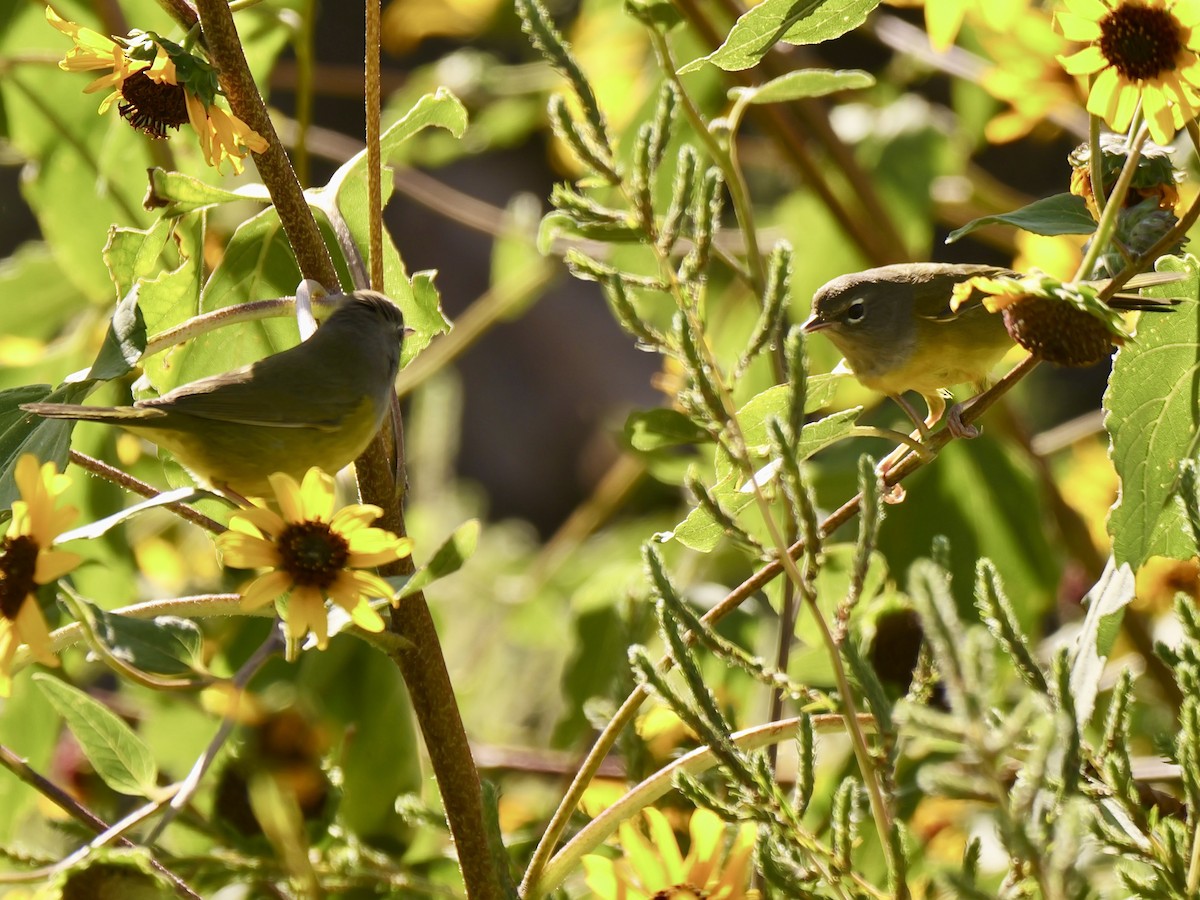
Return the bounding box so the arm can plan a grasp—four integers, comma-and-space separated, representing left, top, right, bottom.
0, 535, 40, 620
118, 70, 189, 139
278, 522, 349, 591
1099, 3, 1186, 82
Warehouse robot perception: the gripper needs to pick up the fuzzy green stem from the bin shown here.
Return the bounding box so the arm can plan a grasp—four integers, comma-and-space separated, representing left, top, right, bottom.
1075, 124, 1147, 281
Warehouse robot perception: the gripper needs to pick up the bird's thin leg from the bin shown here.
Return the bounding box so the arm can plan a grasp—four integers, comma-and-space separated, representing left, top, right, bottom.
944, 381, 988, 440
876, 392, 945, 503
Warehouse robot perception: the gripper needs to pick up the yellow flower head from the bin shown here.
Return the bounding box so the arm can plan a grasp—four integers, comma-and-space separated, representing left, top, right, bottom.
0, 455, 83, 697
216, 468, 412, 651
1057, 0, 1200, 144
583, 807, 759, 900
46, 6, 268, 170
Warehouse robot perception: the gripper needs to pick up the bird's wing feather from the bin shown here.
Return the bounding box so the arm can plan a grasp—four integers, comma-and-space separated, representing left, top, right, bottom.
142, 326, 373, 429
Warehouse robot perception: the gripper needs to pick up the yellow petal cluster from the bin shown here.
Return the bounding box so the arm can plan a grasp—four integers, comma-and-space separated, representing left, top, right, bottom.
217, 468, 411, 650
1057, 0, 1200, 143
0, 455, 82, 696
583, 808, 758, 900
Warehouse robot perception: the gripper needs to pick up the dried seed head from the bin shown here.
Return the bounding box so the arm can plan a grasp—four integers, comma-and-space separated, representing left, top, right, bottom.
1002, 295, 1118, 367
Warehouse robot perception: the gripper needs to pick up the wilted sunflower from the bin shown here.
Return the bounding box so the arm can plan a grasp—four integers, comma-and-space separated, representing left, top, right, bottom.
1057, 0, 1200, 144
46, 6, 268, 173
216, 468, 412, 651
0, 455, 82, 696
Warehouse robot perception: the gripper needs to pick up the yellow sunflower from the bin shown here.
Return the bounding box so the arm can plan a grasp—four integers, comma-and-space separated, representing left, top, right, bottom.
216, 468, 412, 651
583, 807, 759, 900
0, 455, 83, 697
1056, 0, 1200, 144
46, 6, 268, 173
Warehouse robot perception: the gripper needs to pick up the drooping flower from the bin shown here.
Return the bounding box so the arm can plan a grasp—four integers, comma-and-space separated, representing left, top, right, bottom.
1057, 0, 1200, 144
583, 807, 759, 900
46, 7, 268, 173
216, 468, 412, 651
0, 455, 83, 696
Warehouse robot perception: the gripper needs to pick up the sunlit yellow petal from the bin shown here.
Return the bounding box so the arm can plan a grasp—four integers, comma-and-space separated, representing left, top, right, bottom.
643, 808, 686, 881
329, 505, 384, 533
232, 505, 286, 537
218, 531, 283, 569
12, 455, 40, 505
1143, 86, 1179, 143
34, 548, 81, 584
1064, 0, 1111, 20
345, 531, 411, 567
343, 596, 386, 633
239, 570, 293, 610
1056, 12, 1103, 41
0, 624, 18, 698
683, 808, 722, 887
925, 0, 968, 52
16, 600, 58, 668
1058, 45, 1107, 74
620, 818, 670, 891
269, 471, 307, 524
343, 569, 396, 602
297, 467, 336, 521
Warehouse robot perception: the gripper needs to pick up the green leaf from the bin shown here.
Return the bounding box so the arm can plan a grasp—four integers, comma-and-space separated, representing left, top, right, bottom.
735, 376, 845, 451
663, 470, 755, 552
1069, 558, 1135, 728
86, 287, 147, 382
625, 409, 710, 451
144, 168, 270, 217
1107, 254, 1200, 566
946, 193, 1096, 244
308, 90, 462, 365
732, 69, 874, 104
395, 519, 481, 600
88, 606, 207, 677
33, 674, 159, 797
0, 382, 92, 508
680, 0, 882, 73
160, 207, 306, 392
380, 88, 468, 158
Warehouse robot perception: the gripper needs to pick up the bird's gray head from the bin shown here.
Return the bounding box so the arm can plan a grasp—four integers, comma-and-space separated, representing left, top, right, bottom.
801, 267, 917, 378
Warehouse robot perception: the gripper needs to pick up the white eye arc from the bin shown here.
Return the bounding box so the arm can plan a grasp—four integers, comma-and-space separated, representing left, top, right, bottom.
846, 298, 866, 324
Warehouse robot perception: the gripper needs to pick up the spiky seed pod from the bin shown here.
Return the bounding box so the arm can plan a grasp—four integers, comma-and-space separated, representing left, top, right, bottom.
1002, 295, 1119, 367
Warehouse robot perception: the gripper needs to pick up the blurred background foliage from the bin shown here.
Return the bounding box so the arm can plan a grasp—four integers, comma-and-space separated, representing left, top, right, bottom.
1, 0, 1198, 896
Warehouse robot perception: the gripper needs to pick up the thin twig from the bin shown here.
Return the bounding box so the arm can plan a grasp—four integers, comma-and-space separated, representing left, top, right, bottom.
67, 451, 225, 534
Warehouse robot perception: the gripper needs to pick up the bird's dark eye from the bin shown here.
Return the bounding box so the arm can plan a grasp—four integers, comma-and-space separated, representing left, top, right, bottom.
846, 299, 866, 324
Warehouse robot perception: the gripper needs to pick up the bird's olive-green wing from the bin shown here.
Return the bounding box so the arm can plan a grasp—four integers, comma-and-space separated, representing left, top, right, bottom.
910, 266, 1016, 324
142, 322, 393, 429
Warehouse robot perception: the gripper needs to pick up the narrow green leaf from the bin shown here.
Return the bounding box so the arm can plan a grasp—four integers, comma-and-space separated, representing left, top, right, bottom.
1106, 254, 1200, 565
33, 674, 158, 797
394, 519, 481, 600
144, 168, 270, 217
625, 409, 710, 451
732, 68, 874, 104
680, 0, 881, 73
946, 193, 1096, 243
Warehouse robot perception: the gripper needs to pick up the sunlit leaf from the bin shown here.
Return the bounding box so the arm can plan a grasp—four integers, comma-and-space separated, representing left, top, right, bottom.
680, 0, 882, 73
946, 194, 1096, 244
33, 674, 159, 797
1106, 254, 1200, 566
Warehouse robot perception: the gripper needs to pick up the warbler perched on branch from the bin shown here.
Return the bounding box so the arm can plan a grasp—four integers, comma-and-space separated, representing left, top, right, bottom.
24, 291, 407, 496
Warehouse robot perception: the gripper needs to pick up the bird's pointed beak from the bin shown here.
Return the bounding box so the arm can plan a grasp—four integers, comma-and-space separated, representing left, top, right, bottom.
801, 313, 830, 333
